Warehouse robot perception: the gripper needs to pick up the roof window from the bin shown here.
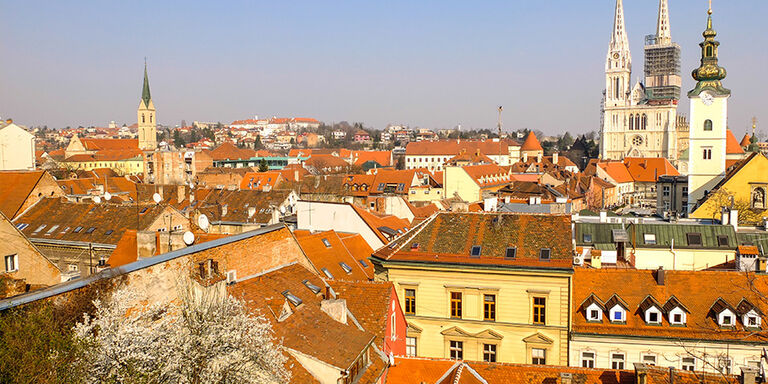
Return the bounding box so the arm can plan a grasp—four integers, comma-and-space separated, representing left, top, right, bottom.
539, 248, 551, 261
105, 230, 114, 235
15, 223, 29, 231
505, 247, 517, 259
85, 227, 96, 234
302, 279, 321, 294
397, 183, 406, 192
139, 207, 148, 214
321, 268, 334, 279
582, 234, 592, 243
644, 233, 656, 245
686, 233, 702, 246
716, 235, 729, 247
339, 262, 352, 274
73, 226, 83, 233
45, 225, 59, 234
358, 259, 369, 268
321, 238, 331, 248
377, 183, 385, 191
282, 290, 303, 307
32, 225, 47, 234
470, 246, 482, 257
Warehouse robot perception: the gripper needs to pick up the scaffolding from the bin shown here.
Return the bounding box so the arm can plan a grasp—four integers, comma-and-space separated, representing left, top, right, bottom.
644, 34, 681, 101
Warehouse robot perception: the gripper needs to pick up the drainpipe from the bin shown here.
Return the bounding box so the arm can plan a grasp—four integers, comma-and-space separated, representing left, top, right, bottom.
670, 238, 677, 271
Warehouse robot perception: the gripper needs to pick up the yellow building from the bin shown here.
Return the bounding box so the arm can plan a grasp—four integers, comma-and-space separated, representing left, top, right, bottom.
371, 212, 574, 365
62, 152, 144, 175
692, 152, 768, 224
137, 62, 157, 151
443, 164, 512, 203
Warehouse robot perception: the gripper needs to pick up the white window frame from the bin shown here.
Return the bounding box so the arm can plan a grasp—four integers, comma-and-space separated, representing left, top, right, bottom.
643, 233, 657, 245
743, 310, 761, 328
642, 353, 657, 366
719, 309, 736, 327
581, 351, 596, 368
645, 306, 662, 324
4, 254, 18, 272
586, 303, 603, 321
681, 356, 696, 371
611, 353, 626, 370
669, 307, 687, 325
406, 337, 417, 357
610, 305, 626, 322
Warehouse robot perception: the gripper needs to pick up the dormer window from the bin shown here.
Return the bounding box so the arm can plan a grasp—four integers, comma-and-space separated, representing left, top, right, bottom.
610, 306, 626, 322
646, 308, 661, 324
663, 297, 690, 326
587, 305, 602, 322
686, 233, 702, 246
539, 248, 551, 261
669, 308, 687, 325
582, 234, 592, 243
719, 310, 736, 327
744, 311, 761, 328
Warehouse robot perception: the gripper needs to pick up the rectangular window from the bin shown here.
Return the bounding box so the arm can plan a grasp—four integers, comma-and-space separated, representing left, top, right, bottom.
662, 185, 670, 197
581, 352, 595, 368
716, 235, 729, 247
717, 357, 732, 374
539, 248, 551, 261
611, 353, 625, 370
505, 247, 517, 259
582, 234, 592, 243
644, 233, 657, 245
532, 348, 546, 365
321, 238, 331, 247
449, 340, 463, 360
703, 147, 712, 160
533, 297, 546, 325
4, 254, 18, 272
405, 289, 416, 315
682, 357, 695, 371
686, 233, 703, 246
406, 337, 417, 357
470, 245, 481, 257
450, 292, 462, 318
483, 344, 497, 362
483, 294, 496, 321
642, 354, 657, 366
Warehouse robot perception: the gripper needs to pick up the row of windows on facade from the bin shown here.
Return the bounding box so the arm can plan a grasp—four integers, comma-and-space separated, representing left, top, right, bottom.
581, 232, 726, 247
438, 339, 545, 364
578, 351, 739, 373
583, 298, 762, 329
404, 289, 546, 324
141, 114, 153, 124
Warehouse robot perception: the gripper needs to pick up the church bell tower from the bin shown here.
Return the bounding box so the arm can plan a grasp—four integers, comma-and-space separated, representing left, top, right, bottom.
137, 62, 157, 151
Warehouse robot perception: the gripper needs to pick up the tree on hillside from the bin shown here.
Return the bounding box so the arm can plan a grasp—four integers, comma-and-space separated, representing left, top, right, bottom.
258, 159, 269, 172
74, 279, 288, 384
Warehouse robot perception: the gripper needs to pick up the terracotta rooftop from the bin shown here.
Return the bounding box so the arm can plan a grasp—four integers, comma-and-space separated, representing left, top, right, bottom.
107, 230, 228, 268
462, 164, 513, 188
352, 150, 392, 167
622, 157, 679, 183
598, 162, 634, 184
520, 132, 544, 151
238, 172, 284, 191
350, 205, 410, 243
205, 142, 257, 161
0, 170, 48, 219
405, 139, 520, 156
65, 149, 143, 162
373, 212, 574, 270
331, 280, 394, 348
726, 129, 745, 155
294, 230, 371, 281
740, 133, 752, 148
194, 189, 292, 224
573, 268, 768, 342
80, 138, 138, 151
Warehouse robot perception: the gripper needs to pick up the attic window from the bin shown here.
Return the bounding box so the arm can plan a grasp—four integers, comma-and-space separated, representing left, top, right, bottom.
139, 207, 148, 214
32, 225, 47, 233
716, 235, 729, 247
302, 279, 321, 294
45, 225, 59, 234
321, 238, 331, 248
539, 248, 551, 261
14, 223, 29, 231
85, 227, 96, 234
73, 226, 83, 233
505, 247, 517, 259
377, 183, 385, 191
339, 262, 352, 274
644, 233, 657, 245
470, 246, 482, 257
358, 259, 369, 268
582, 234, 592, 243
282, 290, 303, 307
105, 230, 114, 235
686, 233, 702, 246
321, 268, 334, 279
397, 183, 405, 192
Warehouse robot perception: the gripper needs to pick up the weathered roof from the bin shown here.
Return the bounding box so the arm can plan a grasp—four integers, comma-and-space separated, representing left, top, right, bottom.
195, 189, 292, 224
205, 142, 256, 161
331, 280, 394, 347
575, 222, 736, 249
0, 171, 47, 219
520, 132, 543, 151
294, 230, 371, 281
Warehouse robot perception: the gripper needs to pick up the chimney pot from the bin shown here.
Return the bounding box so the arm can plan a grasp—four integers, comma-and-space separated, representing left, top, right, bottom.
656, 266, 665, 285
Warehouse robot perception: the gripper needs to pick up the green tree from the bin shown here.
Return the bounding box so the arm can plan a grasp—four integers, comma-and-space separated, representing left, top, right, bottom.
258, 158, 269, 172
173, 130, 185, 148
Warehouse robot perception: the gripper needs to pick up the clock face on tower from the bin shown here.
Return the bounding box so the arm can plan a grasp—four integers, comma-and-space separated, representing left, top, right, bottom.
613, 53, 620, 59
701, 91, 714, 106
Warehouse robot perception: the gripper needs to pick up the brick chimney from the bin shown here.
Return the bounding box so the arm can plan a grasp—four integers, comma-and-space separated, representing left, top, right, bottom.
741, 366, 758, 384
560, 372, 572, 384
177, 185, 185, 203
552, 152, 559, 165
655, 266, 665, 285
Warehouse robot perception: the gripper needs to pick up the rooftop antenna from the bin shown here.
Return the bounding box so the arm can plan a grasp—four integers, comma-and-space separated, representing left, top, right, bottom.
498, 106, 503, 165
753, 117, 758, 137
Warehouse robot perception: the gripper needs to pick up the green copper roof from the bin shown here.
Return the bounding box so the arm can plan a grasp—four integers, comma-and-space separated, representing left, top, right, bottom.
688, 10, 730, 97
141, 63, 151, 106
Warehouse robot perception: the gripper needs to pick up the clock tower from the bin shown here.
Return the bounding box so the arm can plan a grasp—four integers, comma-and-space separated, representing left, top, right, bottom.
137, 62, 157, 151
687, 5, 730, 212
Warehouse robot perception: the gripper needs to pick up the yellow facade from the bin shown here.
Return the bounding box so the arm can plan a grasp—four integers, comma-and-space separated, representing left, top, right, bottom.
692, 153, 768, 222
63, 158, 144, 175
388, 264, 571, 365
407, 186, 444, 202
633, 248, 735, 271
443, 166, 481, 202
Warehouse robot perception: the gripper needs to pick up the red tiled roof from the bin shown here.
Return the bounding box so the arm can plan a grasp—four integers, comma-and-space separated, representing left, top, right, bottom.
205, 142, 257, 161
462, 164, 512, 187
520, 132, 543, 151
330, 280, 393, 347
598, 162, 633, 184
80, 138, 138, 151
351, 205, 410, 243
573, 269, 768, 342
65, 149, 143, 162
352, 150, 391, 166
107, 230, 227, 268
740, 133, 752, 148
726, 129, 745, 154
0, 171, 46, 219
304, 154, 349, 170
294, 230, 371, 281
622, 157, 679, 183
238, 172, 284, 191
337, 232, 375, 277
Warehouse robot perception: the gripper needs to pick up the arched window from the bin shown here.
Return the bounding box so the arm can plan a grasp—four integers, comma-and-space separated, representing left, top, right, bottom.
615, 78, 620, 99
642, 114, 647, 130
706, 46, 713, 57
142, 114, 146, 123
149, 114, 153, 123
629, 114, 634, 130
704, 119, 713, 131
635, 115, 641, 131
753, 188, 766, 209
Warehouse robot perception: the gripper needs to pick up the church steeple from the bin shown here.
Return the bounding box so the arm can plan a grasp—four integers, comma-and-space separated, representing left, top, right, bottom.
689, 5, 729, 97
609, 0, 631, 56
605, 0, 632, 106
656, 0, 672, 45
141, 61, 152, 107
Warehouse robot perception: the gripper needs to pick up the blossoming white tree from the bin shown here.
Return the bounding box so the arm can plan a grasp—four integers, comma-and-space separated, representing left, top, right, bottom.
74, 277, 289, 384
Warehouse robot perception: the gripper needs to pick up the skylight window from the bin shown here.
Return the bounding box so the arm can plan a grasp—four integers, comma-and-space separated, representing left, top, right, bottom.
15, 223, 29, 230
321, 268, 334, 279
644, 233, 656, 245
716, 235, 729, 247
539, 248, 551, 261
377, 183, 385, 191
470, 246, 482, 257
358, 259, 369, 268
321, 238, 331, 248
105, 230, 114, 235
73, 226, 83, 233
85, 227, 96, 234
686, 233, 703, 246
339, 262, 352, 273
505, 247, 517, 259
397, 183, 405, 192
302, 279, 321, 294
282, 290, 303, 307
582, 234, 592, 243
61, 226, 70, 234
45, 225, 59, 234
139, 207, 148, 214
33, 225, 47, 233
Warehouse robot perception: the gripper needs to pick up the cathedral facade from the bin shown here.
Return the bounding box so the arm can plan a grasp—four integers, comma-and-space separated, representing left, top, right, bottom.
600, 0, 687, 162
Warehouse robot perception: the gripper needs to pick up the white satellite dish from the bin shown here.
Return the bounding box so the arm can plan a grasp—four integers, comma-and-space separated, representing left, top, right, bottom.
182, 231, 195, 245
197, 214, 210, 231
104, 192, 112, 201
152, 193, 162, 204
93, 196, 102, 204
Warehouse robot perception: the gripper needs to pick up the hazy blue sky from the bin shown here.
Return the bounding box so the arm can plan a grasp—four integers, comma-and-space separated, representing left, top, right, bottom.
1, 0, 766, 136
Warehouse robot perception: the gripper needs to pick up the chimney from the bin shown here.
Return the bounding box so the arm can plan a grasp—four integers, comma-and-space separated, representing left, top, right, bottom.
221, 204, 228, 217
189, 192, 195, 204
668, 367, 674, 384
560, 372, 573, 384
321, 299, 348, 324
730, 210, 739, 232
655, 266, 665, 285
177, 185, 185, 203
741, 366, 758, 384
537, 153, 543, 163
294, 170, 299, 182
248, 206, 256, 218
599, 211, 608, 223
136, 231, 157, 259
523, 153, 528, 162
552, 152, 559, 165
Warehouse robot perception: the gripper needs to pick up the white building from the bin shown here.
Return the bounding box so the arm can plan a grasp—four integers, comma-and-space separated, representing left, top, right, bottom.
0, 121, 35, 171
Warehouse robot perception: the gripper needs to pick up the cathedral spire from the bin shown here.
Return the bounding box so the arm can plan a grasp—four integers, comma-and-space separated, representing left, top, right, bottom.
610, 0, 630, 52
141, 60, 152, 107
656, 0, 672, 45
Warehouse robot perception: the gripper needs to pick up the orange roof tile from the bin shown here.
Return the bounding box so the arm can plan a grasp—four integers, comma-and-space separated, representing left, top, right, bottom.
351, 205, 410, 243
337, 232, 375, 277
238, 172, 284, 191
80, 138, 138, 151
352, 150, 391, 166
294, 230, 371, 281
598, 162, 633, 184
462, 164, 512, 187
406, 139, 520, 156
0, 171, 46, 219
331, 280, 394, 345
573, 269, 768, 342
726, 129, 745, 154
622, 157, 680, 183
107, 230, 228, 268
520, 132, 543, 151
205, 142, 256, 161
740, 133, 752, 148
65, 149, 143, 162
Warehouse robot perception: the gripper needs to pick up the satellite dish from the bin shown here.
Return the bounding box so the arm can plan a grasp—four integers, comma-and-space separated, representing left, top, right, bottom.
152, 193, 162, 204
104, 192, 112, 201
182, 231, 195, 245
198, 214, 210, 231
280, 205, 286, 214
93, 196, 102, 204
188, 182, 195, 189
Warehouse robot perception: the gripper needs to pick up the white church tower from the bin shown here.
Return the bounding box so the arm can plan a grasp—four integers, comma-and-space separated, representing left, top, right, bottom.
687, 5, 730, 212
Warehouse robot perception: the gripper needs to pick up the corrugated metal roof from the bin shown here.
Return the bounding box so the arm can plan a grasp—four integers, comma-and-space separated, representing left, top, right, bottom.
575, 222, 737, 249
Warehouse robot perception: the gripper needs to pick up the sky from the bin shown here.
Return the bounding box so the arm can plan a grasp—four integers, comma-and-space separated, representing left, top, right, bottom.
1, 0, 766, 136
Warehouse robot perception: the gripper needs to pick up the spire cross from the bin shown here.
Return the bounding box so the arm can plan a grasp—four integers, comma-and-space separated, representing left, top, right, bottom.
708, 0, 712, 14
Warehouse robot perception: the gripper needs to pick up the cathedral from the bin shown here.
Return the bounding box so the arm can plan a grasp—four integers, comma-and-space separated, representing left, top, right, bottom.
599, 0, 688, 162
